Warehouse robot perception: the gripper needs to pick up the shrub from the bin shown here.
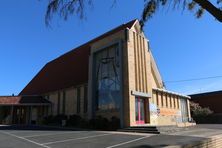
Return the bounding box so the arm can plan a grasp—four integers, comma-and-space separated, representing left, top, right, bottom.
190, 102, 213, 117
66, 114, 82, 127
109, 116, 120, 130
89, 116, 109, 130
79, 118, 90, 128
56, 114, 68, 125
42, 114, 120, 130
41, 114, 67, 126
190, 101, 213, 123
41, 115, 54, 125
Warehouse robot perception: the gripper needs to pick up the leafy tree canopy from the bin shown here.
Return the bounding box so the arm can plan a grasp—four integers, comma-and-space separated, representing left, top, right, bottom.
45, 0, 222, 27
190, 101, 213, 117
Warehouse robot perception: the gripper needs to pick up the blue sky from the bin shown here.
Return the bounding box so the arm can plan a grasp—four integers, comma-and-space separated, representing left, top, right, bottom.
0, 0, 222, 95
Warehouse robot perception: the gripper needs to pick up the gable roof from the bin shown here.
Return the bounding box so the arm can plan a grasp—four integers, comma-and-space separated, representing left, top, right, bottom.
190, 90, 222, 98
20, 19, 137, 95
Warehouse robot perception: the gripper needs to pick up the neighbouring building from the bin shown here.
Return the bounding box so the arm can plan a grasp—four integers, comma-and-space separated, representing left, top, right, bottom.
190, 90, 222, 115
0, 96, 50, 124
0, 19, 192, 127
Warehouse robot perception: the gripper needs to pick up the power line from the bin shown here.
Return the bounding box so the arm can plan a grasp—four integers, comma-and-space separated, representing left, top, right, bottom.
164, 75, 222, 83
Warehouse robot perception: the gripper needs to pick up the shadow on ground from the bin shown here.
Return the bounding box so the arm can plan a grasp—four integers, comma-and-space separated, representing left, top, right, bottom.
0, 125, 86, 131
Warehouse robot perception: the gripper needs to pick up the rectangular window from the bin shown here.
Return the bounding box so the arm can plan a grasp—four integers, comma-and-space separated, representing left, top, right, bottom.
57, 92, 60, 115
84, 86, 88, 113
94, 44, 121, 111
62, 91, 66, 114
77, 87, 81, 114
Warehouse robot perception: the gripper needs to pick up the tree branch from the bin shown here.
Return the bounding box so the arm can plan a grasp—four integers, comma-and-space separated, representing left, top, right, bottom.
193, 0, 222, 22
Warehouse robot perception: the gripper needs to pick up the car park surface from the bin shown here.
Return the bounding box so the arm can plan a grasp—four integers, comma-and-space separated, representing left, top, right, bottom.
0, 125, 222, 148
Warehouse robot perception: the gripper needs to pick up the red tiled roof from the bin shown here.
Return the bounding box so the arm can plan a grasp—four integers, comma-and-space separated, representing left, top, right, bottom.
19, 19, 137, 95
0, 96, 51, 105
0, 96, 21, 105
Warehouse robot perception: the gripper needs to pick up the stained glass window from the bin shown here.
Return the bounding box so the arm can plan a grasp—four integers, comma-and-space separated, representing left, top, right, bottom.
95, 44, 121, 111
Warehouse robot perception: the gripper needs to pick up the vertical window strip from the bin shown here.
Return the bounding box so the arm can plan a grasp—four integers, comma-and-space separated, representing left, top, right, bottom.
136, 34, 141, 91
156, 91, 159, 107
174, 96, 177, 109
177, 96, 180, 109
163, 93, 166, 107
84, 86, 88, 113
161, 92, 164, 107
57, 92, 60, 115
158, 92, 162, 107
77, 87, 80, 114
133, 32, 138, 91
139, 35, 145, 92
175, 97, 178, 109
165, 93, 168, 108
142, 38, 148, 93
171, 95, 175, 109
169, 94, 172, 108
62, 91, 66, 114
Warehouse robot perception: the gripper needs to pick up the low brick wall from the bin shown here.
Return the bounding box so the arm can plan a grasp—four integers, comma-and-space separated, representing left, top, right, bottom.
165, 134, 222, 148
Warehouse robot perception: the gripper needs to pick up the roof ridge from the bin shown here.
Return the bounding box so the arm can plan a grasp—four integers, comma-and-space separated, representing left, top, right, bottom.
19, 19, 138, 95
47, 19, 138, 64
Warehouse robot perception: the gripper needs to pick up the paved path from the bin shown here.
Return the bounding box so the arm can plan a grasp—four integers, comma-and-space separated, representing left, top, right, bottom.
0, 124, 221, 148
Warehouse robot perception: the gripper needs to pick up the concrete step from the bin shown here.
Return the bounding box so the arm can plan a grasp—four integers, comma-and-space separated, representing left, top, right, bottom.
119, 129, 160, 134
119, 126, 160, 134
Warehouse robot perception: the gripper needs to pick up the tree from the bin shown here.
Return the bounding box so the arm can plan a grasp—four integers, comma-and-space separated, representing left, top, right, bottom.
190, 101, 213, 117
140, 0, 222, 28
45, 0, 222, 27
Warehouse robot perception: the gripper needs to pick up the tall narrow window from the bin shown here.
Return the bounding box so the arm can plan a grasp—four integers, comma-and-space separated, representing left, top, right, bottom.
84, 86, 88, 113
171, 95, 175, 108
77, 87, 81, 114
95, 44, 121, 111
62, 91, 66, 114
177, 97, 180, 109
165, 93, 168, 107
173, 96, 177, 108
169, 95, 172, 108
161, 93, 164, 107
57, 92, 60, 115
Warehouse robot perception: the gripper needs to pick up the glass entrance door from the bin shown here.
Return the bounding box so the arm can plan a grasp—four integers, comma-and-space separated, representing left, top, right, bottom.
135, 96, 145, 124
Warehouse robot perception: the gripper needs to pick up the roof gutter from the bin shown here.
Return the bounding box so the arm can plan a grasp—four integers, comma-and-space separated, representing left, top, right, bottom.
153, 88, 191, 99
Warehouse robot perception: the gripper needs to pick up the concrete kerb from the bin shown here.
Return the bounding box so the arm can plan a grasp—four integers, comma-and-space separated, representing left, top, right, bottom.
27, 125, 155, 136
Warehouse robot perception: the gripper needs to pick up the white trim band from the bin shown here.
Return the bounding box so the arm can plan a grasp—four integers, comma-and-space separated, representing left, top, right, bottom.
131, 91, 151, 98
